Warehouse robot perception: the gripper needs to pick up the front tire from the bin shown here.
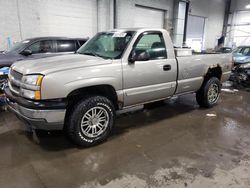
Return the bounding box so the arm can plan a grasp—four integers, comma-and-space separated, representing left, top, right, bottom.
66, 96, 115, 147
196, 77, 221, 108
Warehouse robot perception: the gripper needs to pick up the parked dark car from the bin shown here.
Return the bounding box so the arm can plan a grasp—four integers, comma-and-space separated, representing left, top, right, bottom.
0, 67, 9, 92
0, 37, 88, 68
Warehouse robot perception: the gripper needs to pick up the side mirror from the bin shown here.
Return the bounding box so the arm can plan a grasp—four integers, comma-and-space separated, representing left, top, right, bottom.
20, 49, 32, 56
128, 49, 150, 64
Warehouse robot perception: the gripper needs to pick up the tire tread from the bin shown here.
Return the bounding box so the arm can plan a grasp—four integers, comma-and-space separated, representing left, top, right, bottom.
66, 95, 115, 147
196, 77, 221, 108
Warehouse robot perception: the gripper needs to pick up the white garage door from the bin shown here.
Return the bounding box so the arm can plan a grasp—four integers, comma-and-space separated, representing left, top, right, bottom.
134, 6, 164, 28
232, 25, 250, 46
186, 15, 206, 52
230, 11, 250, 46
19, 0, 97, 39
0, 0, 97, 50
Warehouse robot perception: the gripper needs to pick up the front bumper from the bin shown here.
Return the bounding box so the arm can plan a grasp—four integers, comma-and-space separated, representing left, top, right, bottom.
5, 88, 66, 130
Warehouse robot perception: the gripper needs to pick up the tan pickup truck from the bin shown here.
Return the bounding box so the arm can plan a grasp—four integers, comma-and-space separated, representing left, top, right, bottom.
5, 28, 232, 146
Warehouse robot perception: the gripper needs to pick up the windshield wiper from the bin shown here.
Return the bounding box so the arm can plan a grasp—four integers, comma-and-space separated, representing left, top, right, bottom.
80, 51, 110, 59
81, 51, 97, 57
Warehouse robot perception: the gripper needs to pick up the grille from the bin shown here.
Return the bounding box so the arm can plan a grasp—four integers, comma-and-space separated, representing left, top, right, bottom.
9, 69, 23, 95
10, 69, 22, 81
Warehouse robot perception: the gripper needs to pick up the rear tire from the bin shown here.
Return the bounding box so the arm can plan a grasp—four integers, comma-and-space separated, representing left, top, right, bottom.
66, 96, 115, 147
196, 77, 221, 108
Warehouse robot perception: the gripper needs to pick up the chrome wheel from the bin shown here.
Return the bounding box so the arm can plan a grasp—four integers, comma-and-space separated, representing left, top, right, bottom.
80, 106, 109, 138
208, 83, 219, 104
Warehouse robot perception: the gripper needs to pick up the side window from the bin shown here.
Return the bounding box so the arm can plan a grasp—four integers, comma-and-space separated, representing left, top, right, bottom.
28, 40, 54, 54
242, 48, 250, 55
57, 40, 76, 52
134, 33, 167, 60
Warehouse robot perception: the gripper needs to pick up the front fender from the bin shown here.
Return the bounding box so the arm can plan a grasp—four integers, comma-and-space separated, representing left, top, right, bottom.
41, 76, 121, 99
65, 77, 120, 96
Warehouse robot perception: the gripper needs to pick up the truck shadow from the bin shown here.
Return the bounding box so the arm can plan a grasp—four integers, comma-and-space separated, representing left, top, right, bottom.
31, 94, 199, 151
112, 98, 197, 136
0, 94, 199, 152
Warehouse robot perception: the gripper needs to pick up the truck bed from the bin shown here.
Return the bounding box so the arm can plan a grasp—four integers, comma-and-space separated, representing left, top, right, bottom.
175, 53, 232, 94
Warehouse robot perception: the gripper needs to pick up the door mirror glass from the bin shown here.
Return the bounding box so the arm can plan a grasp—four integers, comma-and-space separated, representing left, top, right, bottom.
20, 49, 32, 56
129, 49, 150, 63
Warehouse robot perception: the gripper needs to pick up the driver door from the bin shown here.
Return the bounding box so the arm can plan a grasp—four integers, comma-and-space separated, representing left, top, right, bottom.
122, 32, 177, 107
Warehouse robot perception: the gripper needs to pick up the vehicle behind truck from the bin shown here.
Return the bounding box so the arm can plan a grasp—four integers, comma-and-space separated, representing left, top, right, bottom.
0, 36, 88, 68
5, 28, 232, 146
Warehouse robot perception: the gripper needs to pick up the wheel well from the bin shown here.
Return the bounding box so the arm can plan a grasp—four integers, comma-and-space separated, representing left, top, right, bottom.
66, 85, 119, 110
204, 66, 222, 81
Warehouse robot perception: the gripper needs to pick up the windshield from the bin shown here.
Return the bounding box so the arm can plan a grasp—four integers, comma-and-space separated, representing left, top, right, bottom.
8, 40, 30, 52
233, 47, 250, 56
77, 31, 135, 59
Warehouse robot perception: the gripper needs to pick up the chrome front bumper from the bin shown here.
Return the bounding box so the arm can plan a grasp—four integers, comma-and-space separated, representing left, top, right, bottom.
6, 98, 66, 130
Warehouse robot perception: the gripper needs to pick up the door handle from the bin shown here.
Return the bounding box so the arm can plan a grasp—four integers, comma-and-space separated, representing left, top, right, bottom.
163, 64, 171, 71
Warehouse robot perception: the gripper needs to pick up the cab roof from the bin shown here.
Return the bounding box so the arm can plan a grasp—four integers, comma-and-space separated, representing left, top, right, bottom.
24, 36, 89, 41
108, 28, 167, 33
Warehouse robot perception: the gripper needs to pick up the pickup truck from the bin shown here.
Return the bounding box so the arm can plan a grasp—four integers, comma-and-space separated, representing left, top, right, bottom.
5, 28, 232, 146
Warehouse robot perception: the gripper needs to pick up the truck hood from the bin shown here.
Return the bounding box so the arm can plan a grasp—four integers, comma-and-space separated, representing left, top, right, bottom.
11, 54, 111, 75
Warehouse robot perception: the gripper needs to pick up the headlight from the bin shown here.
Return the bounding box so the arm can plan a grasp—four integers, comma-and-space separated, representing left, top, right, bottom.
22, 75, 42, 85
20, 75, 44, 100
